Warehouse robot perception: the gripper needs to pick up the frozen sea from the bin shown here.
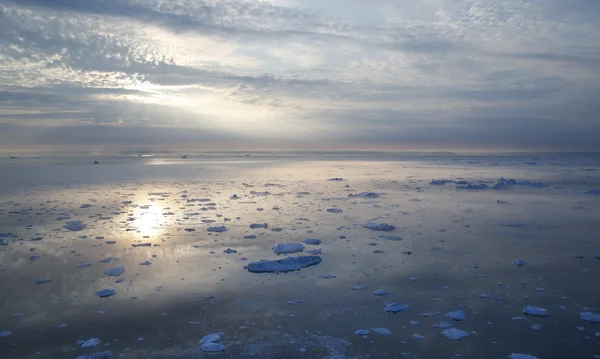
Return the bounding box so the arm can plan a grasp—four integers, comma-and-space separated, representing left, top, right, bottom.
0, 152, 599, 359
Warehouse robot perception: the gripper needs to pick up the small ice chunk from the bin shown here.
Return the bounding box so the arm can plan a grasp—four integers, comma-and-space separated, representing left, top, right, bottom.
412, 334, 424, 339
35, 278, 51, 284
199, 333, 220, 345
64, 220, 87, 231
327, 208, 343, 213
319, 274, 336, 279
441, 328, 470, 340
139, 261, 151, 265
379, 235, 403, 241
355, 329, 370, 336
223, 248, 237, 254
522, 306, 548, 317
95, 289, 116, 298
307, 249, 322, 255
80, 338, 101, 348
373, 289, 389, 296
348, 192, 379, 198
59, 324, 68, 328
422, 312, 440, 317
530, 324, 541, 330
585, 190, 600, 195
246, 255, 322, 273
207, 226, 227, 232
104, 267, 125, 277
75, 350, 112, 359
581, 312, 600, 323
303, 238, 321, 245
434, 321, 454, 328
410, 321, 420, 326
513, 259, 528, 267
384, 302, 409, 313
76, 263, 92, 268
445, 310, 466, 321
100, 257, 116, 263
200, 343, 226, 352
249, 223, 268, 229
502, 221, 526, 227
508, 354, 538, 359
363, 223, 396, 231
244, 235, 257, 239
350, 285, 366, 290
371, 328, 392, 335
272, 243, 305, 254
132, 243, 151, 247
0, 331, 12, 338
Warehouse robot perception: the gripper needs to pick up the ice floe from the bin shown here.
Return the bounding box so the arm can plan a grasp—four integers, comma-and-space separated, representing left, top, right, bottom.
249, 223, 268, 229
513, 259, 528, 267
441, 328, 470, 340
522, 306, 548, 317
246, 256, 322, 273
64, 220, 87, 231
508, 354, 538, 359
95, 289, 116, 298
104, 267, 125, 276
80, 338, 101, 348
363, 223, 396, 231
373, 289, 389, 296
371, 328, 392, 335
35, 278, 51, 284
379, 235, 403, 241
445, 310, 466, 321
348, 192, 379, 198
355, 329, 370, 336
303, 238, 321, 245
75, 350, 112, 359
0, 331, 12, 338
272, 243, 305, 254
581, 312, 600, 323
384, 302, 409, 313
207, 226, 227, 232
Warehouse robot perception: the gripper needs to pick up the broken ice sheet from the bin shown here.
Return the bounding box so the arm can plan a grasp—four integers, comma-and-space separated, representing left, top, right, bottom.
246, 256, 322, 273
441, 328, 470, 340
272, 243, 305, 254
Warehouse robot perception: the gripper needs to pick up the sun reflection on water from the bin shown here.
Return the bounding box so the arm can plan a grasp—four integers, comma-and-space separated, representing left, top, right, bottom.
132, 205, 165, 237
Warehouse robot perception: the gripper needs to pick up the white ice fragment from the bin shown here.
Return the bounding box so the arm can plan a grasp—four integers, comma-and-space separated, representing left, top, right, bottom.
64, 220, 87, 231
445, 310, 466, 321
379, 235, 403, 241
104, 267, 125, 277
350, 285, 366, 290
508, 354, 538, 359
35, 278, 51, 284
522, 306, 548, 317
80, 338, 101, 348
384, 302, 409, 313
199, 333, 220, 345
531, 324, 541, 330
355, 329, 370, 336
410, 321, 420, 326
513, 259, 528, 267
371, 328, 392, 335
373, 289, 389, 296
201, 343, 226, 352
207, 226, 227, 232
246, 256, 322, 273
348, 192, 379, 198
363, 223, 396, 231
95, 289, 116, 298
581, 312, 600, 323
272, 243, 304, 254
442, 328, 470, 340
303, 238, 321, 245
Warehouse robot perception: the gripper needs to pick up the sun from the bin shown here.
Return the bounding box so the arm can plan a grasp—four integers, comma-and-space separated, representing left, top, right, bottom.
133, 204, 165, 237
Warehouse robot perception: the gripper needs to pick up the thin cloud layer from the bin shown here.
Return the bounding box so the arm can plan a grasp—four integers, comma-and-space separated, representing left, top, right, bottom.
1, 0, 599, 151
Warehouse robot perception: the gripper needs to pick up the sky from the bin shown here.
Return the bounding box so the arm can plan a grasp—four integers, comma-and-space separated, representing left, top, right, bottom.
1, 0, 599, 152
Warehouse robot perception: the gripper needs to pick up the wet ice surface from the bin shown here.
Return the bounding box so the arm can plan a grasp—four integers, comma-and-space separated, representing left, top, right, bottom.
1, 153, 600, 358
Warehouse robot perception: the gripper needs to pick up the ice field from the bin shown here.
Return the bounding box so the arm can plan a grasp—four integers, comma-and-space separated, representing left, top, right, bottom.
0, 153, 599, 359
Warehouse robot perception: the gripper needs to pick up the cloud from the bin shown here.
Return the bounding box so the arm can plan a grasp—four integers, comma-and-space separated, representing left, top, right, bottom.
0, 0, 599, 151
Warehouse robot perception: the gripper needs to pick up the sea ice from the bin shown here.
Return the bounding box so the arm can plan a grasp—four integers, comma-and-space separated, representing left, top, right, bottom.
513, 259, 528, 267
355, 329, 370, 336
585, 190, 600, 195
319, 274, 336, 279
581, 312, 600, 323
35, 278, 51, 284
379, 235, 403, 240
434, 321, 454, 328
272, 243, 305, 254
132, 243, 151, 247
246, 256, 322, 273
249, 223, 268, 229
303, 238, 321, 245
371, 328, 392, 335
456, 183, 488, 190
373, 289, 389, 296
244, 235, 257, 239
441, 328, 470, 340
199, 333, 221, 345
104, 267, 125, 276
223, 248, 237, 254
348, 192, 379, 198
0, 331, 12, 338
445, 310, 466, 321
350, 285, 366, 290
327, 208, 343, 213
207, 226, 227, 232
384, 302, 409, 313
139, 261, 151, 265
80, 338, 101, 348
75, 350, 112, 359
508, 354, 538, 359
363, 223, 396, 231
95, 289, 116, 298
522, 306, 548, 317
64, 221, 87, 231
